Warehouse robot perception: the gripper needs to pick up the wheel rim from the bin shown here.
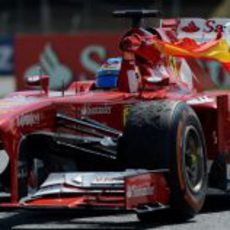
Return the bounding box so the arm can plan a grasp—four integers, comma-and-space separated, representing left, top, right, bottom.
183, 126, 205, 193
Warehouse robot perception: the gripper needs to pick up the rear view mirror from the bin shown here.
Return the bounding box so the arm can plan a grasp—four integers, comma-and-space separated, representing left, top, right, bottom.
26, 75, 50, 94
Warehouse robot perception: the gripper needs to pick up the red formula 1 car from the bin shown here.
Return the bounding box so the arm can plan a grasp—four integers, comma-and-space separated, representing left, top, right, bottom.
0, 10, 230, 221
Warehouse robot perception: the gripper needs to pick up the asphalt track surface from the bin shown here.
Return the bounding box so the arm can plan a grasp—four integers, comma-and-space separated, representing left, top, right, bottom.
0, 194, 230, 230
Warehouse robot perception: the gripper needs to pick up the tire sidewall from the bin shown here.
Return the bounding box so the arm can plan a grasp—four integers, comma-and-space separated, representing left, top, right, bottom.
170, 103, 207, 214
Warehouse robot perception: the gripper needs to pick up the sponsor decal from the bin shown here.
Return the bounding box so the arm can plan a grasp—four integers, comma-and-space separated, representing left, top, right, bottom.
92, 177, 123, 185
178, 18, 230, 39
17, 113, 41, 127
127, 185, 155, 198
182, 21, 200, 33
204, 19, 225, 33
80, 105, 112, 116
187, 96, 214, 105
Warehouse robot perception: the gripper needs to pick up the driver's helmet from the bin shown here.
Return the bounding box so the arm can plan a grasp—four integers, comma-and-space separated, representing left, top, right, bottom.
95, 57, 122, 89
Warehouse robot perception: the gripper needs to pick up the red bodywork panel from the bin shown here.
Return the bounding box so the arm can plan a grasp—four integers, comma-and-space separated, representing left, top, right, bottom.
125, 172, 170, 210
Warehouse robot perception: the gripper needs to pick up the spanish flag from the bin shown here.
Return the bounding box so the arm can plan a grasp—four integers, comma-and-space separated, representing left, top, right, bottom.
156, 38, 230, 72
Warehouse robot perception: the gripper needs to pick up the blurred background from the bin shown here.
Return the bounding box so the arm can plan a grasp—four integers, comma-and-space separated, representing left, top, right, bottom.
0, 0, 228, 96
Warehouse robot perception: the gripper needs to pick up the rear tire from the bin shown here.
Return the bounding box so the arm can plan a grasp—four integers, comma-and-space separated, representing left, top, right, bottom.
120, 100, 207, 221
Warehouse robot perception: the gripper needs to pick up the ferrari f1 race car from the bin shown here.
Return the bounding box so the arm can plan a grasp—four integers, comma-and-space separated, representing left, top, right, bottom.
1, 10, 230, 221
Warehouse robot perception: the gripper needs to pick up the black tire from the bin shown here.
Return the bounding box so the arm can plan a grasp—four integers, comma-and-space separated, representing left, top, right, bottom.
119, 100, 207, 221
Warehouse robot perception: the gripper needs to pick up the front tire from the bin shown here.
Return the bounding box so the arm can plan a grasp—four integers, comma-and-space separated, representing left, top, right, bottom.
120, 100, 207, 221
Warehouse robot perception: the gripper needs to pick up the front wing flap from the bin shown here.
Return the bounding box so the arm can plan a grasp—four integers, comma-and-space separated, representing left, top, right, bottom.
22, 170, 170, 212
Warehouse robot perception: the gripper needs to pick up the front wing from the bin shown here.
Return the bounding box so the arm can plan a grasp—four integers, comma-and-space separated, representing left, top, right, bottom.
22, 170, 170, 213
